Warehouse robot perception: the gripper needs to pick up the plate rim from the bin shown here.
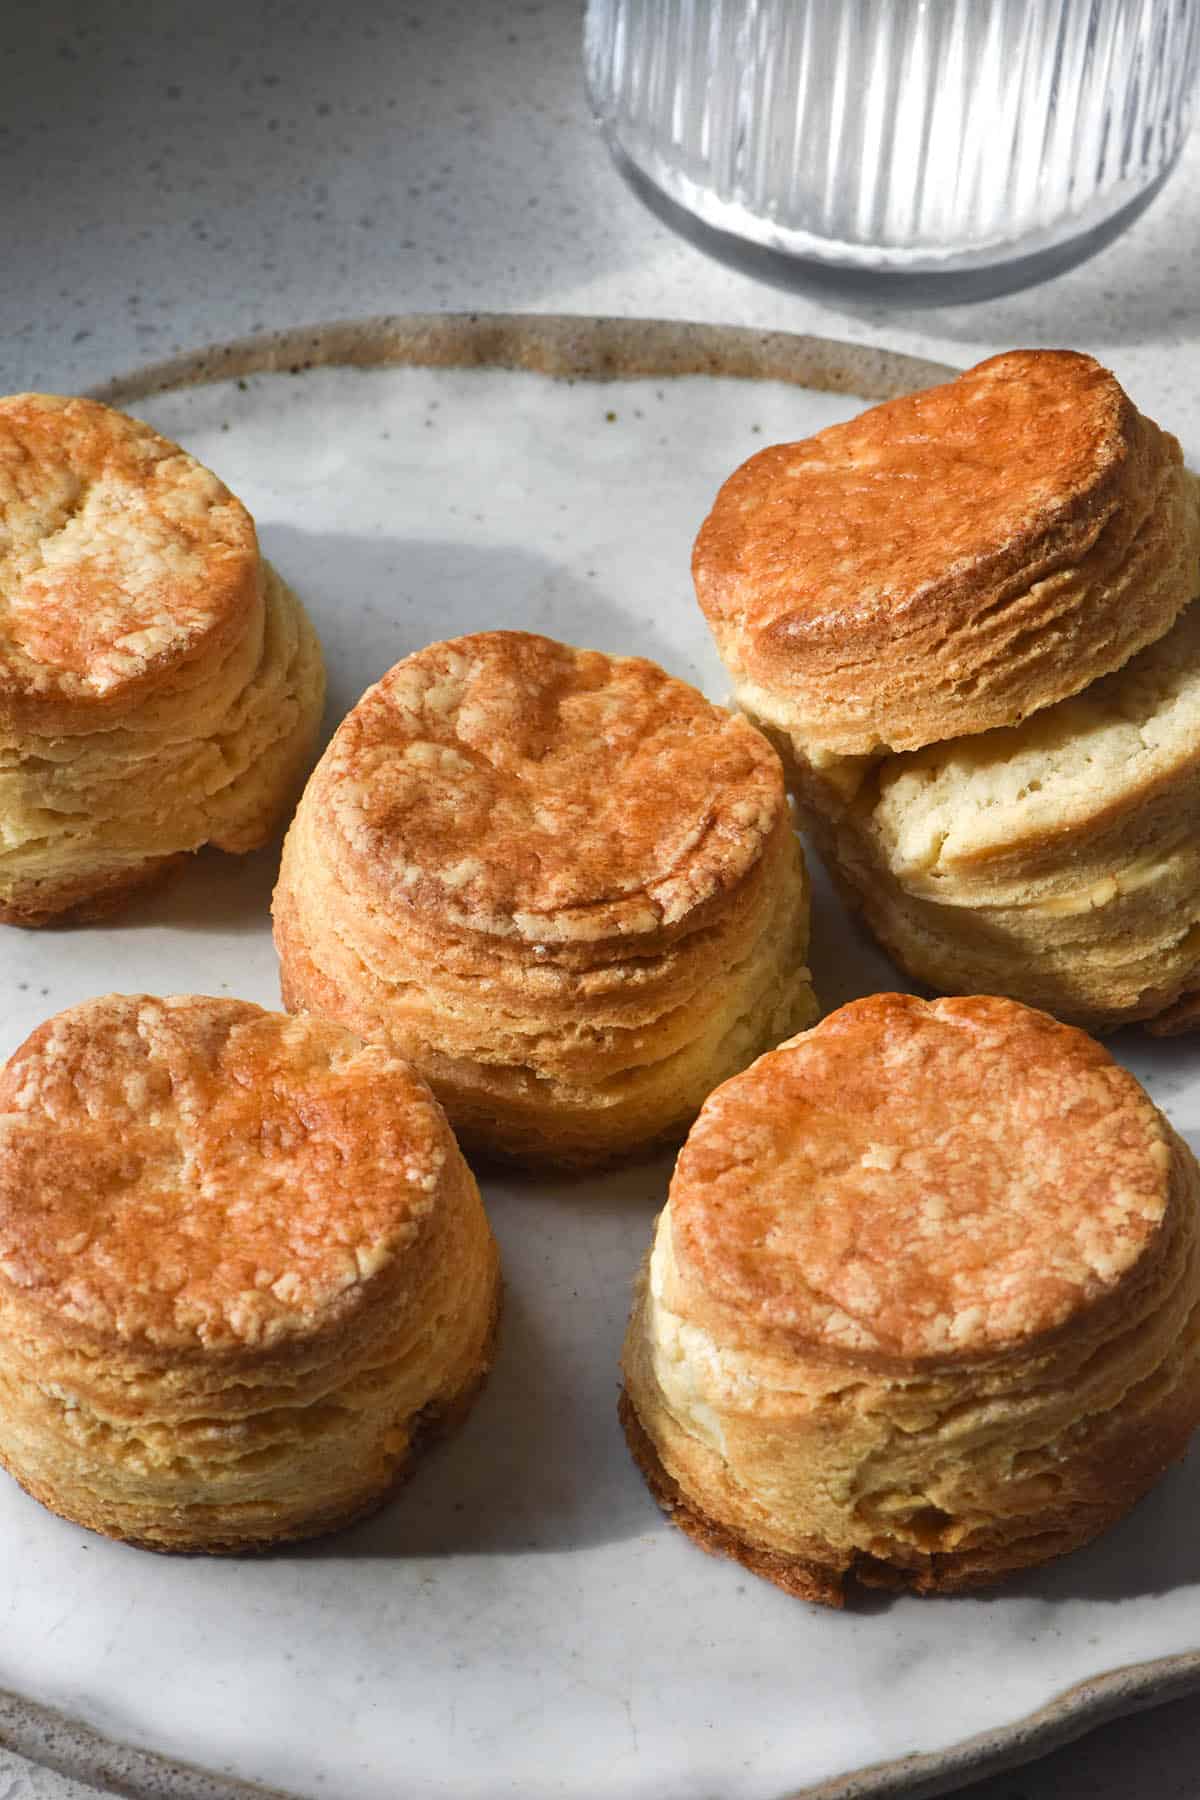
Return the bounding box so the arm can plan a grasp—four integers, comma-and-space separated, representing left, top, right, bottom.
85, 309, 953, 407
5, 1651, 1200, 1800
5, 307, 1184, 1799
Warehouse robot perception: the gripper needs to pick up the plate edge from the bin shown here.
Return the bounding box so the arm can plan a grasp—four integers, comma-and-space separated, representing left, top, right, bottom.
789, 1652, 1200, 1799
83, 310, 954, 407
4, 1653, 1200, 1800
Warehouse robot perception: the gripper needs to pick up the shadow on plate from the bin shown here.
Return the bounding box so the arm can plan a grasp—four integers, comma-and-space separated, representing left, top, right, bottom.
260, 522, 684, 733
297, 1271, 659, 1563
295, 1139, 672, 1562
89, 521, 690, 932
100, 840, 284, 937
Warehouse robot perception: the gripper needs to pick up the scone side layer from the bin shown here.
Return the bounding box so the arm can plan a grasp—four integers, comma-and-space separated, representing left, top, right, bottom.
618, 1380, 1170, 1606
0, 563, 325, 922
275, 801, 818, 1169
619, 1386, 845, 1608
762, 580, 1200, 1028
0, 1256, 502, 1554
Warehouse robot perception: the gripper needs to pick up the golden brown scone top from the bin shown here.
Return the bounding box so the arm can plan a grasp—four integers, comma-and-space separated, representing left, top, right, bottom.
670, 993, 1172, 1366
0, 395, 260, 731
694, 351, 1190, 754
311, 630, 786, 944
0, 995, 451, 1353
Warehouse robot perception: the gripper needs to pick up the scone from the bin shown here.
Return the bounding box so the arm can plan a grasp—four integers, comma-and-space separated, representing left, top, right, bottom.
0, 994, 500, 1552
0, 394, 326, 924
692, 351, 1200, 1030
621, 994, 1200, 1606
273, 630, 817, 1168
820, 602, 1200, 1029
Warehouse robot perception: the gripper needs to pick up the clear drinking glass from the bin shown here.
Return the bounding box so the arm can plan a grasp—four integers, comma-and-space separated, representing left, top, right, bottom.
584, 0, 1200, 301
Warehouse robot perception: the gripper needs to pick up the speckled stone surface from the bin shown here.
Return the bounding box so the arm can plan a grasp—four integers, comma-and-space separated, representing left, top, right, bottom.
2, 0, 1199, 458
2, 2, 1200, 1797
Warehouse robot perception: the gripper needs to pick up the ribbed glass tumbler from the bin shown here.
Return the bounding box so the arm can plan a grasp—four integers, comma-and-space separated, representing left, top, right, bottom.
584, 0, 1200, 300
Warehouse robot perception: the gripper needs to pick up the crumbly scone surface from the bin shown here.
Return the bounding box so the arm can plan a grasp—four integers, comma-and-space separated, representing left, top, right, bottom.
698, 351, 1130, 638
0, 994, 447, 1351
312, 629, 785, 943
0, 394, 259, 717
670, 993, 1170, 1360
694, 351, 1199, 757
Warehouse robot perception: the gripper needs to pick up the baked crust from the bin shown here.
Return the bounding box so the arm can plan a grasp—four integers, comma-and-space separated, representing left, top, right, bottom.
274, 631, 818, 1167
621, 995, 1200, 1602
307, 629, 785, 945
0, 995, 500, 1550
669, 994, 1169, 1363
694, 351, 1199, 756
0, 394, 261, 735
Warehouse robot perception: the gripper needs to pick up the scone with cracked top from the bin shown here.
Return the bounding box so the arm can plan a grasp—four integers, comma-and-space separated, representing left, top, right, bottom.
692, 351, 1200, 1030
621, 993, 1200, 1605
273, 629, 818, 1168
0, 394, 325, 923
0, 993, 500, 1552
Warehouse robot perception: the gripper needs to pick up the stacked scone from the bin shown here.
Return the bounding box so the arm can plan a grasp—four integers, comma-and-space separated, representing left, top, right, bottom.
274, 629, 817, 1167
0, 995, 500, 1551
0, 394, 325, 923
693, 351, 1200, 1031
622, 994, 1200, 1604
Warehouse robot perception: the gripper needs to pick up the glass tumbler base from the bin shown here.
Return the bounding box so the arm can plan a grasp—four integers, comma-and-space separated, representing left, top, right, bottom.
608, 140, 1178, 307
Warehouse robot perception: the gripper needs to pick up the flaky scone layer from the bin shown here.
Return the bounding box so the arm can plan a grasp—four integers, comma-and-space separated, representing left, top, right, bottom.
0, 563, 325, 925
0, 995, 500, 1551
279, 811, 815, 1167
274, 632, 817, 1168
768, 585, 1200, 1030
695, 352, 1200, 758
621, 995, 1200, 1603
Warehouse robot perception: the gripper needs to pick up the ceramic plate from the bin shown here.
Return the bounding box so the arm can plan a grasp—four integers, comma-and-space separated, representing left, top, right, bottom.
3, 315, 1200, 1800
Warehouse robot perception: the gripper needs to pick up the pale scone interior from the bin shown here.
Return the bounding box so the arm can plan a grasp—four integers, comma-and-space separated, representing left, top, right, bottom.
774, 578, 1200, 1027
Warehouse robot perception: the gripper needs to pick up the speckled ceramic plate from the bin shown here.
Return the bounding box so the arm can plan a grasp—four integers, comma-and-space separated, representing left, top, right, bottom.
2, 314, 1200, 1800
